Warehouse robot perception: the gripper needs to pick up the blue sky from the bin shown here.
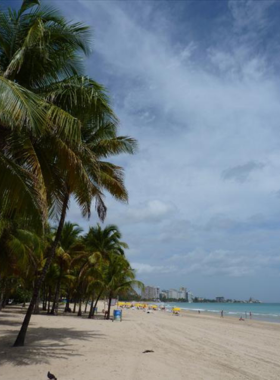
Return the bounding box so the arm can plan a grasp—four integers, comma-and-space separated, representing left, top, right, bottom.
5, 0, 280, 301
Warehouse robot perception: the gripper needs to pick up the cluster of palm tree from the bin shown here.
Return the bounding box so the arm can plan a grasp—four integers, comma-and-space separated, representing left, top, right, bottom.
0, 222, 142, 320
0, 0, 140, 347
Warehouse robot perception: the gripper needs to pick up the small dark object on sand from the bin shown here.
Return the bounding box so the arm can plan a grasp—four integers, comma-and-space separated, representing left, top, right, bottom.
143, 350, 154, 353
47, 371, 57, 380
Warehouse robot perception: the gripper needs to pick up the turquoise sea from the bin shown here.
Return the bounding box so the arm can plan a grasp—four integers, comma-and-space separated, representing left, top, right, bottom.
164, 302, 280, 323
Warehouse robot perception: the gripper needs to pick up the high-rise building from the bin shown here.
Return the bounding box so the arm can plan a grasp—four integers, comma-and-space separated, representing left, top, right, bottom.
178, 287, 187, 300
160, 291, 168, 300
186, 291, 193, 303
141, 286, 160, 300
168, 289, 179, 299
216, 297, 225, 303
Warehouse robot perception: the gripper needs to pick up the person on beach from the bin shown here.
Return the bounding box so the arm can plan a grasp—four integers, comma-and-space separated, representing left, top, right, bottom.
250, 312, 252, 319
221, 310, 224, 318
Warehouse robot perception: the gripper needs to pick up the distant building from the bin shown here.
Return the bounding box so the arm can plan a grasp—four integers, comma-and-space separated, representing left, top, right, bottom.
155, 287, 160, 299
178, 287, 187, 300
141, 286, 160, 300
168, 289, 179, 299
196, 297, 204, 302
216, 297, 225, 302
158, 286, 191, 301
160, 291, 168, 300
186, 291, 193, 303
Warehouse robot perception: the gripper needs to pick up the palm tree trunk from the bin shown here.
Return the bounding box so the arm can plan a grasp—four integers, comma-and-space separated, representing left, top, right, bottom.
33, 293, 40, 314
47, 286, 52, 314
73, 300, 77, 313
88, 296, 95, 319
107, 294, 112, 320
42, 284, 47, 311
92, 291, 103, 318
13, 193, 69, 347
65, 292, 71, 312
1, 287, 10, 309
84, 300, 88, 313
51, 270, 62, 315
77, 298, 82, 316
0, 280, 6, 311
1, 294, 7, 309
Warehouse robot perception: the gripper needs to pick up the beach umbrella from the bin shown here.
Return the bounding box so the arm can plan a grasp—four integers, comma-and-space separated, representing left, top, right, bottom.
173, 307, 181, 312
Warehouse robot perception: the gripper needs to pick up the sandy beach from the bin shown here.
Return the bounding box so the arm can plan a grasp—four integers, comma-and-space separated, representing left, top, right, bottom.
1, 306, 280, 380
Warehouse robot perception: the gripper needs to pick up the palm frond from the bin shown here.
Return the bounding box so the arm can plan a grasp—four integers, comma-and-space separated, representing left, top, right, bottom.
39, 76, 117, 123
0, 152, 44, 229
18, 0, 40, 18
0, 76, 46, 134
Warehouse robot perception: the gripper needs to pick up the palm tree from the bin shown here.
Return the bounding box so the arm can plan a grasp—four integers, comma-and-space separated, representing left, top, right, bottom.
0, 0, 136, 346
50, 222, 83, 314
0, 218, 44, 309
79, 224, 127, 317
102, 254, 143, 319
83, 224, 128, 258
0, 2, 85, 229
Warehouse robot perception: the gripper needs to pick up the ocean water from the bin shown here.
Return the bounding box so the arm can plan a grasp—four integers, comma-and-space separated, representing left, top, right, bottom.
164, 302, 280, 323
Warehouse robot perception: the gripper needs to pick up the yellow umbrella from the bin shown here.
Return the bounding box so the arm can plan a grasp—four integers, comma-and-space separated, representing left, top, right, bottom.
173, 307, 181, 312
149, 305, 158, 309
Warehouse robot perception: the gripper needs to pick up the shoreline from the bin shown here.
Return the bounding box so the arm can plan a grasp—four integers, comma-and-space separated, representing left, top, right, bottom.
177, 308, 280, 326
176, 307, 280, 324
153, 301, 280, 324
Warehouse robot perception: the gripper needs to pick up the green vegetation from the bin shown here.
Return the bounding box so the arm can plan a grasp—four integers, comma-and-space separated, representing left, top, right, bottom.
0, 0, 140, 347
0, 221, 142, 318
159, 298, 188, 302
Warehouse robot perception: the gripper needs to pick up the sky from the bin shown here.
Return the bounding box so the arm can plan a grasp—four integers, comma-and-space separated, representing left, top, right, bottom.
5, 0, 280, 302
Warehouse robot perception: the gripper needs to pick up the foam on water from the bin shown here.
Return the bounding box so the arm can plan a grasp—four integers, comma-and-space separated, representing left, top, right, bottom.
163, 302, 280, 323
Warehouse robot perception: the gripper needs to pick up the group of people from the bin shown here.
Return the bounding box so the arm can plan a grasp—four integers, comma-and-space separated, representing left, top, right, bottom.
220, 310, 253, 320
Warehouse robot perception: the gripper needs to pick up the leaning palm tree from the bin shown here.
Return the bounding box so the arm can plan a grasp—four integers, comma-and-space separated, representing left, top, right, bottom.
0, 0, 86, 229
0, 0, 136, 346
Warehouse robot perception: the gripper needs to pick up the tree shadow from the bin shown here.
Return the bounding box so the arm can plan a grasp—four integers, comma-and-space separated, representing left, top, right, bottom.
0, 318, 23, 327
0, 306, 27, 315
0, 325, 105, 367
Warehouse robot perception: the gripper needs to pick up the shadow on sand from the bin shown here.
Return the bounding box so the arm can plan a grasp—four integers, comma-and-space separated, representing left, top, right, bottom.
0, 320, 105, 366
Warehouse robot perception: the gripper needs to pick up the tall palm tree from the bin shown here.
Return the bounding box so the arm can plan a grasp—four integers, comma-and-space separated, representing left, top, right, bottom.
0, 0, 136, 346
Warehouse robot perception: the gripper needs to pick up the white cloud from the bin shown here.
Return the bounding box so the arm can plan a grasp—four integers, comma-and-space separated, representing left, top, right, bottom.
132, 262, 175, 275
126, 200, 176, 223
168, 249, 280, 277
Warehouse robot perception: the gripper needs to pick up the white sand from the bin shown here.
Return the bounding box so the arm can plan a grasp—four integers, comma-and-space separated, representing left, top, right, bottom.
1, 305, 280, 380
